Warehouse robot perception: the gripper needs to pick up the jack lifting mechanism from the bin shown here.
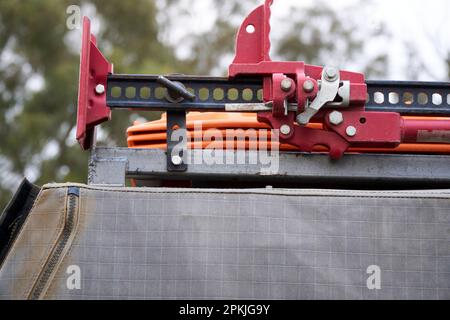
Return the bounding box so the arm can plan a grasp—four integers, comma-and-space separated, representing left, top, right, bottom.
77, 0, 450, 177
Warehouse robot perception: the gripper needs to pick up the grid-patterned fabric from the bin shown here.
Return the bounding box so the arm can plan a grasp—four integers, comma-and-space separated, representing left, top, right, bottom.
1, 185, 450, 300
0, 188, 67, 299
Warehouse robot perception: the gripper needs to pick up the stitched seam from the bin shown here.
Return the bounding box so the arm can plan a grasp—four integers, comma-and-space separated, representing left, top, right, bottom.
41, 184, 450, 200
25, 191, 68, 299
41, 193, 80, 299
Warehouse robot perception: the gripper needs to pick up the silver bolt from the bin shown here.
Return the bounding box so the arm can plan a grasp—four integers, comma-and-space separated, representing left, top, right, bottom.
303, 80, 314, 93
329, 111, 344, 126
95, 84, 105, 95
281, 79, 293, 92
280, 125, 291, 135
171, 155, 183, 166
346, 126, 357, 137
324, 67, 338, 81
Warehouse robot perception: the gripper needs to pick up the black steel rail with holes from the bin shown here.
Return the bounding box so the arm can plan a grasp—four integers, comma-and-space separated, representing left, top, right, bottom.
366, 80, 450, 115
107, 75, 263, 111
106, 74, 450, 172
107, 75, 450, 115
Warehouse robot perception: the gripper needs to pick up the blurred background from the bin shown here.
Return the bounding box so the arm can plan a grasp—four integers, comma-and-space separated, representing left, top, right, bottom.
0, 0, 449, 208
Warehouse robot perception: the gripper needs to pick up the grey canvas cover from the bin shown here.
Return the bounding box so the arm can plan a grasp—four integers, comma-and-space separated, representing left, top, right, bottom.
0, 183, 449, 300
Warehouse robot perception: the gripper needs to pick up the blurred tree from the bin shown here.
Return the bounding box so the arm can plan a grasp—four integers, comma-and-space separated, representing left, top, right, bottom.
159, 0, 389, 78
400, 2, 449, 82
274, 2, 389, 79
0, 0, 180, 208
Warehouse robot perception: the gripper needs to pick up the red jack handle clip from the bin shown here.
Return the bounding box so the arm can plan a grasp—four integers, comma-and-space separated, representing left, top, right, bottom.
76, 17, 113, 150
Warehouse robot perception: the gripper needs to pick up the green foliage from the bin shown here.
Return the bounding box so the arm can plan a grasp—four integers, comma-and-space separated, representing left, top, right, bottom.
0, 0, 178, 208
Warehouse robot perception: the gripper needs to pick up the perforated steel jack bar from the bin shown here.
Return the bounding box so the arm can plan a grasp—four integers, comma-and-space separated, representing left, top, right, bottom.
107, 75, 450, 115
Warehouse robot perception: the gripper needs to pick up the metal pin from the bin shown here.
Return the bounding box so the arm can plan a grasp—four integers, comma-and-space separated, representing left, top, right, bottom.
157, 76, 196, 101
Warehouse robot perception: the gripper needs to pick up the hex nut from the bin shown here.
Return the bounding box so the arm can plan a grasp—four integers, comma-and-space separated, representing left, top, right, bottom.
329, 111, 344, 126
324, 67, 338, 81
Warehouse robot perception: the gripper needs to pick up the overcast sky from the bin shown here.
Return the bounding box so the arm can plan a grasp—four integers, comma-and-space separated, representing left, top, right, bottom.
161, 0, 449, 81
324, 0, 450, 80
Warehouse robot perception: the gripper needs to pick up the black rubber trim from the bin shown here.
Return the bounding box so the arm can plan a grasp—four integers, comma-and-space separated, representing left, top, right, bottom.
0, 179, 40, 266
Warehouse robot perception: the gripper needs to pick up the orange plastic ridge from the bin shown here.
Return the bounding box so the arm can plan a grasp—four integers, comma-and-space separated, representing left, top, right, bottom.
127, 113, 450, 154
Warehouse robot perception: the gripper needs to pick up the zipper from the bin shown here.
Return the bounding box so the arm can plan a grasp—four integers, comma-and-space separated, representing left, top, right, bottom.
29, 187, 79, 300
